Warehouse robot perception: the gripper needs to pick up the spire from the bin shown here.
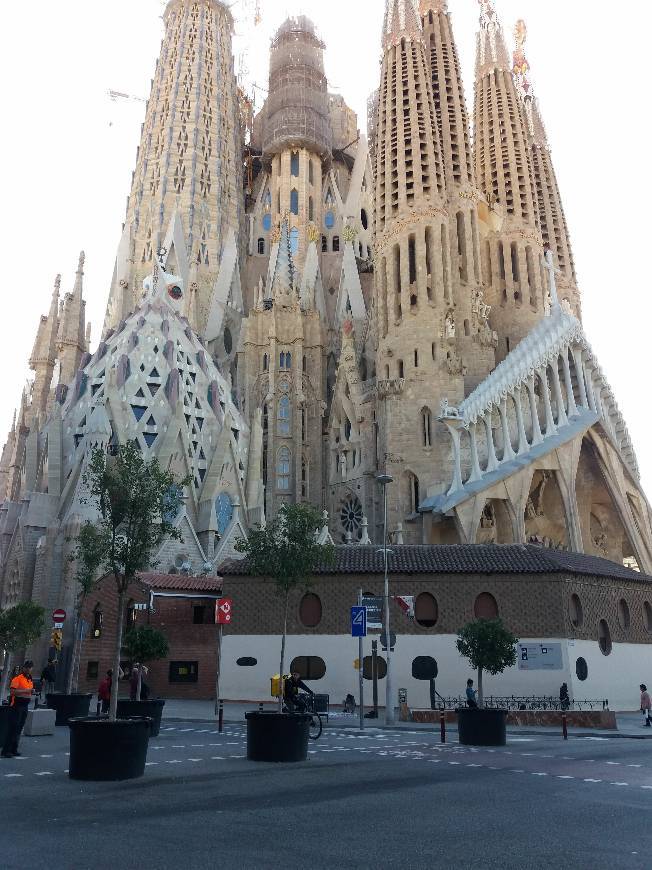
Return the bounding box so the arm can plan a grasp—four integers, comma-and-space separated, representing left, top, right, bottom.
57, 251, 88, 386
383, 0, 422, 49
269, 219, 296, 305
511, 19, 580, 313
475, 0, 510, 77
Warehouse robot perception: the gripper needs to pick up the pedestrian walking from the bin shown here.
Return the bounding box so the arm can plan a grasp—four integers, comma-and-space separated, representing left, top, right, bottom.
2, 661, 35, 758
640, 684, 651, 727
559, 682, 570, 711
98, 670, 113, 714
466, 678, 478, 709
40, 658, 57, 699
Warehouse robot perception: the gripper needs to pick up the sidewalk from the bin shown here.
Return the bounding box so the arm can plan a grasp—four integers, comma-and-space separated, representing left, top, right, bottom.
159, 699, 652, 740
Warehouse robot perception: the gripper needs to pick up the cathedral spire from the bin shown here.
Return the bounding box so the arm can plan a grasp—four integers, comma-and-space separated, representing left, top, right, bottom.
475, 0, 510, 77
57, 251, 88, 387
383, 0, 422, 49
474, 0, 545, 360
29, 275, 62, 419
512, 19, 580, 316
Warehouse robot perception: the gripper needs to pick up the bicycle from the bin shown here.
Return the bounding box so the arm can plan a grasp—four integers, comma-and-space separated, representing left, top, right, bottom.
283, 692, 323, 740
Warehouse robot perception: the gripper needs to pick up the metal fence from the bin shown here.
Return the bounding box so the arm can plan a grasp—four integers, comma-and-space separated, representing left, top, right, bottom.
435, 695, 609, 712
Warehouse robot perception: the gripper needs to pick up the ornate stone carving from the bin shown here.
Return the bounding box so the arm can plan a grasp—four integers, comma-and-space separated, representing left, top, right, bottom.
377, 378, 405, 398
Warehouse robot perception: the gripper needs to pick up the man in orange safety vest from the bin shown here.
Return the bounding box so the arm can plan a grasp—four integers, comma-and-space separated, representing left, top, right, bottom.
2, 660, 34, 758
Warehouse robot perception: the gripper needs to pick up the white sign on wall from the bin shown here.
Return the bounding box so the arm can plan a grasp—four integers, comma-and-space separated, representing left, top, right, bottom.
517, 643, 563, 671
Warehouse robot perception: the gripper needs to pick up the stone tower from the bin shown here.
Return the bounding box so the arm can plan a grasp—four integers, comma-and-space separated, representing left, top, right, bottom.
255, 17, 332, 274
239, 220, 326, 521
374, 0, 465, 541
512, 20, 581, 319
103, 0, 243, 340
29, 275, 61, 422
420, 0, 496, 391
473, 0, 545, 362
57, 252, 88, 390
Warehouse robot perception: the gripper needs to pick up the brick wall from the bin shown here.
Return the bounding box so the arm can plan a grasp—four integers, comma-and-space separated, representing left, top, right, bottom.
78, 576, 221, 701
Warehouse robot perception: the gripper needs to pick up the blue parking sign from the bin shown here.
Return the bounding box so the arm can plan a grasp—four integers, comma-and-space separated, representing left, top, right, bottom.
351, 606, 367, 638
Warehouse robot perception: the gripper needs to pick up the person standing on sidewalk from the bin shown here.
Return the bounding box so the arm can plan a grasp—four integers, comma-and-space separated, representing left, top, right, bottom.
40, 658, 57, 700
466, 679, 478, 709
2, 661, 34, 758
640, 684, 651, 727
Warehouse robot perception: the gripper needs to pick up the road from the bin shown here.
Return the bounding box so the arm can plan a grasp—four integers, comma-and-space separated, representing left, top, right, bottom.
1, 721, 652, 869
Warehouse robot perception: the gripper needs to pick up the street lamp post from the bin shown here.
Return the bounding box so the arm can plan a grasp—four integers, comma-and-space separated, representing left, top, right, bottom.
377, 472, 394, 725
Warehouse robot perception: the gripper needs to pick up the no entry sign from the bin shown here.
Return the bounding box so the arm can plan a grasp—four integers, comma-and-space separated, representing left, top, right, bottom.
52, 609, 66, 624
215, 598, 233, 625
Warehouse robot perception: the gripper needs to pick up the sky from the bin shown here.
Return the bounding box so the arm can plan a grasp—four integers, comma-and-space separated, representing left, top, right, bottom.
1, 0, 651, 492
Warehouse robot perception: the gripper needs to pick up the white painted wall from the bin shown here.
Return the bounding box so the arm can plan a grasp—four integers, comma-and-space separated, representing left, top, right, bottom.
220, 633, 652, 711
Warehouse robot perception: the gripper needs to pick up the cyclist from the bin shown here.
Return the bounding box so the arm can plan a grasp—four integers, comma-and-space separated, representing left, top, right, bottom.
283, 672, 314, 713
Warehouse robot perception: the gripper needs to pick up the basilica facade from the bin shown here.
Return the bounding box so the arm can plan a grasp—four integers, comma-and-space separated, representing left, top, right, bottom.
1, 0, 652, 681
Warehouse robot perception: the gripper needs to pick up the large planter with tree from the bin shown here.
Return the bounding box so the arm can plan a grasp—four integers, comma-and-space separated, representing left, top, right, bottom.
68, 442, 186, 782
455, 618, 518, 747
0, 601, 46, 710
236, 504, 334, 763
68, 716, 152, 781
116, 625, 169, 736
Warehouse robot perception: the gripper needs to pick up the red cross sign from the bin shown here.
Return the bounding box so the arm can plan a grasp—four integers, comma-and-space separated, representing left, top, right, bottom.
216, 598, 233, 625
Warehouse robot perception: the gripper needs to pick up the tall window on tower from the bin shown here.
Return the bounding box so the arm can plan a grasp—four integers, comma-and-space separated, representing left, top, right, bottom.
277, 396, 291, 436
277, 447, 291, 491
421, 407, 432, 448
280, 351, 292, 370
290, 189, 299, 216
291, 151, 300, 177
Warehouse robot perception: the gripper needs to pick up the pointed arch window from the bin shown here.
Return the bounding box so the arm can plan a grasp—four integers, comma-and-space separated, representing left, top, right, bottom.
290, 189, 299, 216
290, 227, 300, 256
280, 352, 292, 370
322, 235, 328, 253
291, 151, 300, 177
277, 396, 291, 436
277, 447, 291, 491
333, 236, 340, 253
257, 238, 265, 255
263, 353, 269, 372
301, 457, 309, 498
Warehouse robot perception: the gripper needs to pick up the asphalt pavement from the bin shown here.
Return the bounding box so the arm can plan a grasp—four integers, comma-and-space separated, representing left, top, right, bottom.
2, 721, 652, 869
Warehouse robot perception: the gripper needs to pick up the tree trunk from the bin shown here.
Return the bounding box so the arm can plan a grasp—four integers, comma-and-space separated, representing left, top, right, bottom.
110, 588, 127, 722
136, 665, 143, 702
66, 610, 81, 695
478, 667, 484, 708
278, 589, 289, 714
0, 651, 12, 702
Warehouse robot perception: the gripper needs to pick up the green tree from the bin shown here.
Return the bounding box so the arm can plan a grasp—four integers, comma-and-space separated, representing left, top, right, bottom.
235, 503, 334, 711
122, 625, 169, 701
73, 442, 187, 720
456, 618, 518, 706
0, 601, 46, 699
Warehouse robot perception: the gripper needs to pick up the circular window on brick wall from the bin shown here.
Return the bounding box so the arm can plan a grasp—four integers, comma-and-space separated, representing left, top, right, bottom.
569, 593, 583, 628
576, 657, 588, 681
644, 602, 652, 633
618, 598, 631, 631
299, 593, 322, 628
598, 619, 612, 656
415, 593, 438, 628
474, 592, 498, 619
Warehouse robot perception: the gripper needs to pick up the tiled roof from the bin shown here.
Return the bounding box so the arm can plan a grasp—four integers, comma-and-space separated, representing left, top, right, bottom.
220, 545, 651, 583
137, 573, 223, 593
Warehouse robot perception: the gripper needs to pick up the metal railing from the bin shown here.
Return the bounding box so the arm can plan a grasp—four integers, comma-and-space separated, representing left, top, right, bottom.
435, 695, 609, 712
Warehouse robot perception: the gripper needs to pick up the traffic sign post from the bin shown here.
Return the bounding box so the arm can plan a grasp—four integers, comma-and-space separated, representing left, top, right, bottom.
356, 593, 365, 731
214, 598, 232, 721
52, 609, 66, 624
351, 606, 367, 638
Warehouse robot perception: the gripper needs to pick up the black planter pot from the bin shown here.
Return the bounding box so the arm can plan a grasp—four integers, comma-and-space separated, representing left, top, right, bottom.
46, 693, 92, 726
457, 707, 507, 746
0, 704, 11, 747
68, 717, 152, 781
245, 711, 311, 762
116, 699, 165, 737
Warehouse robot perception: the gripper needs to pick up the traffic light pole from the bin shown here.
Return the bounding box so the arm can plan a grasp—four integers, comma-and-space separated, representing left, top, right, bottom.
358, 589, 364, 731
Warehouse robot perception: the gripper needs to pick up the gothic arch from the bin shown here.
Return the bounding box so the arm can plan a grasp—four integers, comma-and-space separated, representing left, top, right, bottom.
524, 470, 569, 550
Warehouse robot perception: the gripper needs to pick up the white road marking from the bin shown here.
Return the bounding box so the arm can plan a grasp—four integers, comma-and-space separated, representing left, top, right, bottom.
35, 772, 53, 777
145, 762, 158, 767
556, 776, 574, 780
606, 761, 620, 765
188, 758, 202, 762
583, 779, 602, 783
211, 757, 225, 760
166, 760, 182, 764
627, 764, 642, 768
611, 782, 629, 787
531, 772, 548, 776
510, 769, 525, 773
39, 754, 53, 758
640, 786, 652, 790
4, 774, 22, 778
448, 761, 461, 765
